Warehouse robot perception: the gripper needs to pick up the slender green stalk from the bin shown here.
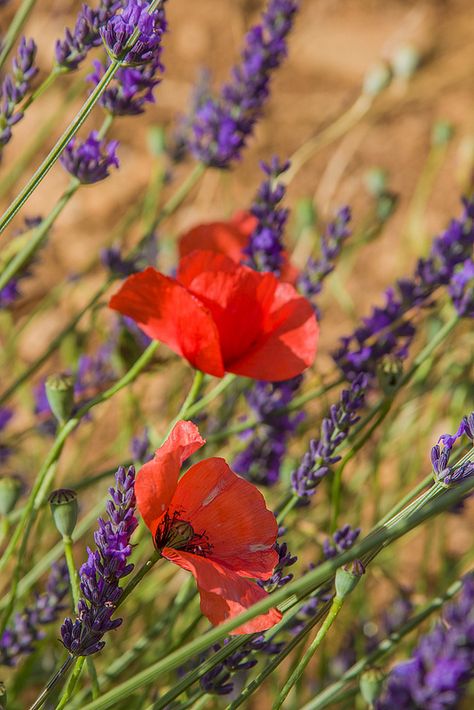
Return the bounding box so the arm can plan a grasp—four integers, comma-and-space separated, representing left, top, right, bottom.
63, 536, 80, 611
0, 0, 164, 234
78, 475, 474, 710
163, 370, 205, 440
0, 0, 38, 71
301, 575, 468, 710
0, 342, 159, 585
28, 655, 75, 710
273, 597, 344, 710
118, 551, 161, 607
56, 657, 86, 710
151, 162, 206, 231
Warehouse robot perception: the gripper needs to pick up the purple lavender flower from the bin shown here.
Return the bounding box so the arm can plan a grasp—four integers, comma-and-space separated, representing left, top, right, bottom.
0, 407, 13, 465
291, 374, 368, 498
298, 206, 352, 315
191, 0, 299, 167
130, 427, 153, 463
60, 131, 119, 184
55, 1, 123, 71
258, 540, 297, 593
101, 0, 166, 65
334, 198, 474, 382
322, 524, 361, 559
233, 376, 304, 486
244, 157, 290, 275
101, 231, 158, 278
61, 466, 138, 656
377, 574, 474, 710
89, 55, 164, 115
431, 413, 474, 486
0, 216, 43, 310
0, 562, 69, 666
0, 37, 38, 153
449, 258, 474, 318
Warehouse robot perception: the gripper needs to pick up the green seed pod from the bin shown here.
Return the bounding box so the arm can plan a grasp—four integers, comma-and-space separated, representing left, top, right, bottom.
49, 488, 78, 538
363, 62, 392, 97
360, 667, 385, 706
335, 559, 365, 599
45, 373, 75, 424
377, 354, 404, 394
0, 476, 23, 515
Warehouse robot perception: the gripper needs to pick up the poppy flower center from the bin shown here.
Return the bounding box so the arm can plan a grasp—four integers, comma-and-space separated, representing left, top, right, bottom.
155, 510, 212, 556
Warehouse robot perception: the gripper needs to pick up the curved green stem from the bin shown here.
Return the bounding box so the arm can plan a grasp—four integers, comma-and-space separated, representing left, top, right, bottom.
0, 0, 163, 234
63, 535, 80, 611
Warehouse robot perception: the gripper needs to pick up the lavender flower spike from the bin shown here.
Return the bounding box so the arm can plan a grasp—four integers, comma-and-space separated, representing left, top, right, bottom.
60, 466, 138, 656
449, 258, 474, 318
430, 412, 474, 486
291, 374, 368, 499
0, 37, 38, 154
191, 0, 299, 168
377, 573, 474, 709
101, 0, 166, 65
1, 562, 69, 667
60, 131, 119, 184
244, 157, 290, 276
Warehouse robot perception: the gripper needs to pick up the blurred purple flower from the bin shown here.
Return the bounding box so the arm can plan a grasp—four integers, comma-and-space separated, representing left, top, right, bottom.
0, 562, 69, 666
61, 466, 138, 656
191, 0, 299, 167
0, 37, 38, 154
449, 258, 474, 318
60, 131, 119, 184
322, 524, 361, 559
55, 1, 123, 71
377, 574, 474, 710
169, 69, 212, 163
431, 412, 474, 486
0, 216, 43, 310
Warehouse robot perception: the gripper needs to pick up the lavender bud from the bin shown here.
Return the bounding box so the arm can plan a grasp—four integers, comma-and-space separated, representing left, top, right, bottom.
45, 373, 75, 424
49, 489, 79, 538
60, 131, 119, 184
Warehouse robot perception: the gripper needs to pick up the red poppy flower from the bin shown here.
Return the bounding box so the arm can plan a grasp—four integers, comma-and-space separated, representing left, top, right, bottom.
109, 250, 318, 381
178, 211, 299, 284
135, 420, 282, 634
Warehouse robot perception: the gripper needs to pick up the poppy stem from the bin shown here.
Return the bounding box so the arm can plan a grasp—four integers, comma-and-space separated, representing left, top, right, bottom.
163, 370, 206, 441
118, 551, 162, 608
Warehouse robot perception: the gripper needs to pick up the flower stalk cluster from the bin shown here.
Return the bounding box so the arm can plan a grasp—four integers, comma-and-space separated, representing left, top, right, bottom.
334, 198, 474, 381
60, 466, 138, 656
191, 0, 299, 167
0, 37, 38, 154
0, 562, 69, 666
291, 374, 368, 498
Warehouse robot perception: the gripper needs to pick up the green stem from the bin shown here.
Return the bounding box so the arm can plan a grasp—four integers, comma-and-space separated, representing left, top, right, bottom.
0, 0, 163, 234
0, 0, 38, 71
21, 67, 62, 112
118, 551, 161, 607
0, 180, 79, 291
164, 370, 205, 437
56, 657, 85, 710
0, 342, 159, 585
301, 575, 467, 710
78, 475, 474, 710
273, 597, 344, 710
63, 536, 80, 611
152, 163, 206, 230
28, 655, 75, 710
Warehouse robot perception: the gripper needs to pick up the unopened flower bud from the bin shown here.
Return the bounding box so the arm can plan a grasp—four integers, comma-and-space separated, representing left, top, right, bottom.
363, 62, 392, 96
0, 475, 23, 515
360, 667, 385, 706
335, 559, 365, 599
45, 373, 75, 424
431, 121, 454, 147
377, 355, 404, 394
391, 44, 421, 79
49, 488, 78, 537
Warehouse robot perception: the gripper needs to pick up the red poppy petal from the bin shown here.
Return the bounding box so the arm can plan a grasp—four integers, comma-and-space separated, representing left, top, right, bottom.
135, 421, 205, 537
231, 210, 258, 238
177, 252, 276, 365
178, 222, 247, 264
170, 457, 279, 578
163, 549, 282, 634
109, 267, 225, 377
228, 281, 319, 381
